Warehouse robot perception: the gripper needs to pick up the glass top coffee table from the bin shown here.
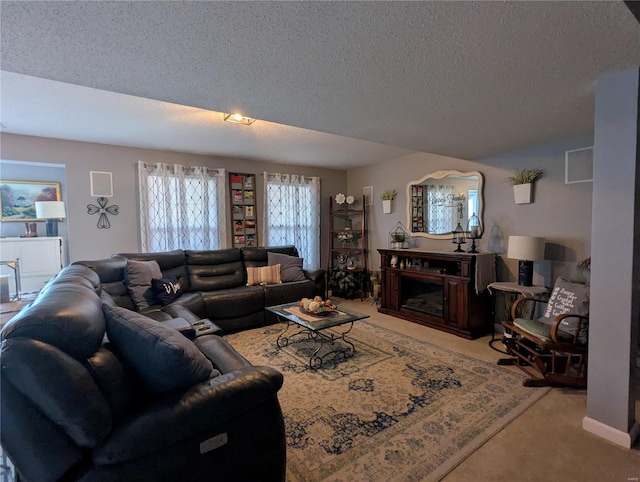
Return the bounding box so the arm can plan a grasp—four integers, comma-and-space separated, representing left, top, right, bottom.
266, 301, 369, 369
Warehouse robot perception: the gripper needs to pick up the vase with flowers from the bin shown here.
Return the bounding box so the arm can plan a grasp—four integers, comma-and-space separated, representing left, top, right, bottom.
337, 231, 354, 248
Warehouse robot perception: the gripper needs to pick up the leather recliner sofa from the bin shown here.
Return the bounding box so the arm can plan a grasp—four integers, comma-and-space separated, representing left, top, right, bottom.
77, 245, 326, 334
0, 246, 319, 481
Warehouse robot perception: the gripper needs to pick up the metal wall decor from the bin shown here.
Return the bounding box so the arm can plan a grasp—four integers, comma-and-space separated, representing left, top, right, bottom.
87, 197, 119, 229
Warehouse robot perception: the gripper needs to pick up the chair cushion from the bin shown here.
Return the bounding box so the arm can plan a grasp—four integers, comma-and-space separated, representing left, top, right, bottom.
124, 259, 163, 311
512, 318, 573, 343
246, 264, 282, 286
538, 276, 589, 342
103, 304, 218, 393
268, 251, 306, 282
151, 276, 183, 306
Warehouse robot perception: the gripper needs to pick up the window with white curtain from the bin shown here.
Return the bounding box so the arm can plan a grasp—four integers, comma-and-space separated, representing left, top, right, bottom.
263, 172, 321, 269
426, 184, 456, 234
137, 161, 227, 252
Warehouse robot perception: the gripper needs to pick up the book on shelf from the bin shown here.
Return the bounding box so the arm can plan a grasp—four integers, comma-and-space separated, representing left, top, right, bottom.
230, 174, 243, 187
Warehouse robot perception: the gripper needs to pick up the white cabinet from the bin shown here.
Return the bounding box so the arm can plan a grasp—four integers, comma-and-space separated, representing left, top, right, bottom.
0, 237, 64, 293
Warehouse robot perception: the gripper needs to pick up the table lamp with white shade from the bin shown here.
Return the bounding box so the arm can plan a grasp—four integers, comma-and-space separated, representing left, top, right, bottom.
507, 235, 545, 286
35, 201, 66, 237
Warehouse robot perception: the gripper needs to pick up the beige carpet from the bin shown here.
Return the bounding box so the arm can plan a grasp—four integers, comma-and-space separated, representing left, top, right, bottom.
226, 319, 550, 481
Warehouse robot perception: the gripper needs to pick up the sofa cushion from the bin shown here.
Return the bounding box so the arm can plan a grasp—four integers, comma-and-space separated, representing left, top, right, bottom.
246, 265, 282, 286
103, 304, 218, 393
268, 251, 306, 282
124, 260, 163, 311
151, 276, 183, 306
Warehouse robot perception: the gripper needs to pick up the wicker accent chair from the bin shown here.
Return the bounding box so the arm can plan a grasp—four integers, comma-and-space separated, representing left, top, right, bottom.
498, 267, 590, 389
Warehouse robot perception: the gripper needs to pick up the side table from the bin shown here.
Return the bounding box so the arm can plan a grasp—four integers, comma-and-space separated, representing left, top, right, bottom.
487, 281, 549, 354
0, 260, 21, 301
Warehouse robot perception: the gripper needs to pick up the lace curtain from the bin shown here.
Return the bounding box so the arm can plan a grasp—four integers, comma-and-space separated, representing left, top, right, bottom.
263, 172, 321, 269
138, 161, 227, 252
426, 184, 455, 234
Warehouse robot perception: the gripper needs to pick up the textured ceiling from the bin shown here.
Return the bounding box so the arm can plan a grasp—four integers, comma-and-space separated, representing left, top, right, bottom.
1, 1, 639, 168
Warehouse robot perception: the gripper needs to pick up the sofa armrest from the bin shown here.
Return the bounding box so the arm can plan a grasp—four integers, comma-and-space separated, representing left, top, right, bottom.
161, 303, 201, 323
304, 269, 326, 295
304, 269, 325, 283
93, 366, 284, 465
161, 317, 195, 339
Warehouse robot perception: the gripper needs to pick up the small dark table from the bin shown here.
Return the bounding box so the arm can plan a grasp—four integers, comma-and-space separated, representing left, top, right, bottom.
487, 282, 549, 354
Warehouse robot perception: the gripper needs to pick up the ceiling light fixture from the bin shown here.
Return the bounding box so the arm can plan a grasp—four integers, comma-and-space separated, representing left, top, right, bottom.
223, 113, 256, 125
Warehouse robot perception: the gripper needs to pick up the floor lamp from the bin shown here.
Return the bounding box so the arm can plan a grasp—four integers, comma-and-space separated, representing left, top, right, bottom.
507, 235, 545, 286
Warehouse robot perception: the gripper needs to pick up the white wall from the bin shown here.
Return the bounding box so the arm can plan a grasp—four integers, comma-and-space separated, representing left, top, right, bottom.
347, 135, 594, 284
0, 133, 347, 265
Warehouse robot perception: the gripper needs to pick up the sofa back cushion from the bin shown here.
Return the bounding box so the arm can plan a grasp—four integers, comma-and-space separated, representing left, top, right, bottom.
73, 257, 136, 309
241, 245, 299, 268
85, 346, 144, 422
1, 281, 106, 361
186, 248, 245, 291
1, 338, 112, 448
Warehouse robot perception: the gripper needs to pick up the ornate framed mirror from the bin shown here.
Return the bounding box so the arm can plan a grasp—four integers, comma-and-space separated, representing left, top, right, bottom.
406, 170, 484, 239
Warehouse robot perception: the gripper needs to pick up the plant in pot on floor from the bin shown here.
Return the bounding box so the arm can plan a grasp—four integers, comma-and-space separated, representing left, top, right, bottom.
328, 267, 362, 300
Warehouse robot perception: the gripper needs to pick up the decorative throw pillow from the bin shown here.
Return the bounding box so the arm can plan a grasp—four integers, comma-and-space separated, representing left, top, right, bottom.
124, 259, 163, 311
152, 276, 183, 306
103, 304, 217, 393
267, 251, 306, 283
246, 264, 282, 286
538, 276, 589, 343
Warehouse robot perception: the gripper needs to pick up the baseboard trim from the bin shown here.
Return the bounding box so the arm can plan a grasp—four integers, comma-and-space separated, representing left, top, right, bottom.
582, 416, 640, 448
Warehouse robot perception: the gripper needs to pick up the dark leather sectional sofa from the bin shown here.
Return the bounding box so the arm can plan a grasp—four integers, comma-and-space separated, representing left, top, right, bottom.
0, 245, 324, 481
80, 245, 326, 334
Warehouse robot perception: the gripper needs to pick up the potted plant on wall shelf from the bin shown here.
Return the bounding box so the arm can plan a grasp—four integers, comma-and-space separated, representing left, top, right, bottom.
381, 190, 397, 214
506, 168, 544, 204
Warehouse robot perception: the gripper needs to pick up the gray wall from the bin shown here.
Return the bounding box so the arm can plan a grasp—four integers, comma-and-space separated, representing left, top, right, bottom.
347, 135, 593, 284
0, 133, 346, 265
585, 67, 639, 442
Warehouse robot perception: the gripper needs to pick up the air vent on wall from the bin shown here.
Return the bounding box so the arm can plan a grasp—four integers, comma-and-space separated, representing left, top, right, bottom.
565, 147, 593, 184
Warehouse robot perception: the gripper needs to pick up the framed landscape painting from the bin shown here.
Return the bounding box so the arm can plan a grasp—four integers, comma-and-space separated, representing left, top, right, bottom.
0, 180, 61, 221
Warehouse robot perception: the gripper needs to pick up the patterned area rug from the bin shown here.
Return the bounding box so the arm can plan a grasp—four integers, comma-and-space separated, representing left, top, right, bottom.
226, 321, 550, 482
